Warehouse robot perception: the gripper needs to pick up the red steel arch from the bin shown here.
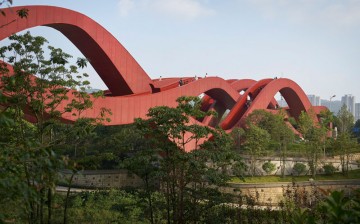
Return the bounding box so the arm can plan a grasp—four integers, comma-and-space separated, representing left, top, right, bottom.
0, 5, 327, 135
221, 78, 324, 130
0, 5, 153, 96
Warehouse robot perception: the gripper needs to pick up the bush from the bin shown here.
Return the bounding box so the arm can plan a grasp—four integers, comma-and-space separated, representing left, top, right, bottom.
262, 161, 276, 174
293, 163, 306, 176
323, 163, 336, 175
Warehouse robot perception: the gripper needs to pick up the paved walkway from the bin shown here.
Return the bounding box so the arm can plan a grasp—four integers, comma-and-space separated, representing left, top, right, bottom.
228, 179, 360, 188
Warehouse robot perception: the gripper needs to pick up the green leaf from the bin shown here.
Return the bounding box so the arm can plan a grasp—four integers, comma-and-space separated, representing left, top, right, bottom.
16, 8, 29, 19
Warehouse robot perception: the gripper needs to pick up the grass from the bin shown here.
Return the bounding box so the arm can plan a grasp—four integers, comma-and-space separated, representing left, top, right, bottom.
230, 169, 360, 184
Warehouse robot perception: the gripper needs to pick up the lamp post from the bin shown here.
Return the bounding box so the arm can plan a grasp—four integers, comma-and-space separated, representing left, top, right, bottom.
329, 95, 336, 113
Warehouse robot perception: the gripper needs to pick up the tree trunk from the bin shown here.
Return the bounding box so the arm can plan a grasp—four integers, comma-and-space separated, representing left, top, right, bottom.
166, 182, 171, 224
47, 188, 52, 224
40, 188, 44, 224
63, 172, 75, 224
145, 176, 154, 224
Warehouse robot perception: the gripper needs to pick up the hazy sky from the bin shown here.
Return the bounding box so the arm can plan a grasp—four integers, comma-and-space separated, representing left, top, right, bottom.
5, 0, 360, 101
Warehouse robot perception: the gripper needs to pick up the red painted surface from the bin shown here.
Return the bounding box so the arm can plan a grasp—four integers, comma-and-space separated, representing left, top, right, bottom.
0, 6, 152, 96
0, 6, 327, 135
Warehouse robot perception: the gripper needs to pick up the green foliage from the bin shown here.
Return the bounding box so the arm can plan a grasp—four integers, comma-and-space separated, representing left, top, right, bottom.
128, 95, 244, 224
243, 124, 271, 154
52, 125, 140, 171
323, 163, 336, 175
246, 109, 294, 143
288, 117, 298, 129
334, 133, 358, 175
320, 190, 360, 224
298, 111, 328, 178
2, 179, 360, 223
298, 110, 316, 139
230, 127, 245, 151
0, 32, 109, 223
291, 208, 315, 224
67, 190, 150, 224
262, 161, 276, 174
0, 1, 28, 19
319, 109, 335, 129
242, 123, 270, 176
336, 105, 354, 134
281, 184, 360, 224
292, 163, 307, 176
245, 109, 295, 177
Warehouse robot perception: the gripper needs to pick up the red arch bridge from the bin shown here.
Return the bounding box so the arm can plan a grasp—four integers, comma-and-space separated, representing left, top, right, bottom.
0, 6, 327, 138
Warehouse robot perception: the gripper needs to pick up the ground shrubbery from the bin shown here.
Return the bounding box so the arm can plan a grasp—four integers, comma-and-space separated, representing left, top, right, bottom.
262, 161, 276, 174
323, 163, 337, 175
3, 187, 358, 224
293, 162, 307, 176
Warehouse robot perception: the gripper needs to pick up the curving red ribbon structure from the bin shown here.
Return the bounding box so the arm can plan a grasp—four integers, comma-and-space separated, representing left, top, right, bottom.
0, 5, 327, 134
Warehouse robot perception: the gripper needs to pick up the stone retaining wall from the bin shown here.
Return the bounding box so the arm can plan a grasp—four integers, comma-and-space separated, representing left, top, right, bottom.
60, 170, 143, 188
242, 153, 360, 176
222, 180, 360, 205
60, 170, 360, 207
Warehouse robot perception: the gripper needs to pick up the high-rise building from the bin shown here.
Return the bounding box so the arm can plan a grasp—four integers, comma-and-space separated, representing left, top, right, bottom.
341, 94, 355, 117
355, 103, 360, 122
307, 94, 321, 106
277, 95, 288, 107
321, 99, 342, 114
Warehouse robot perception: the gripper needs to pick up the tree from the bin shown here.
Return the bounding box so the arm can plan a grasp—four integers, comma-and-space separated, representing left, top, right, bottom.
0, 32, 109, 223
334, 133, 358, 176
298, 111, 327, 178
317, 109, 336, 158
336, 105, 354, 134
333, 105, 357, 176
242, 124, 270, 176
319, 109, 335, 129
246, 109, 294, 177
231, 127, 245, 152
130, 96, 244, 224
120, 126, 161, 224
59, 125, 140, 170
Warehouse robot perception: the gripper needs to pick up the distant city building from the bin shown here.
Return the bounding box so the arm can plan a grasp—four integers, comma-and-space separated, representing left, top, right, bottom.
321, 100, 342, 114
85, 88, 102, 93
277, 98, 288, 107
355, 103, 360, 122
341, 94, 355, 117
307, 94, 321, 106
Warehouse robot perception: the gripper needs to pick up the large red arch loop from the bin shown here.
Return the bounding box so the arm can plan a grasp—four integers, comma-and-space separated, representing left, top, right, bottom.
0, 5, 153, 96
0, 5, 327, 134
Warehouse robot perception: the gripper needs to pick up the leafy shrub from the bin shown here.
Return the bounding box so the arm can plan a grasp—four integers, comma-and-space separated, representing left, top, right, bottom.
320, 190, 360, 223
262, 161, 276, 174
323, 163, 336, 175
293, 163, 306, 176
